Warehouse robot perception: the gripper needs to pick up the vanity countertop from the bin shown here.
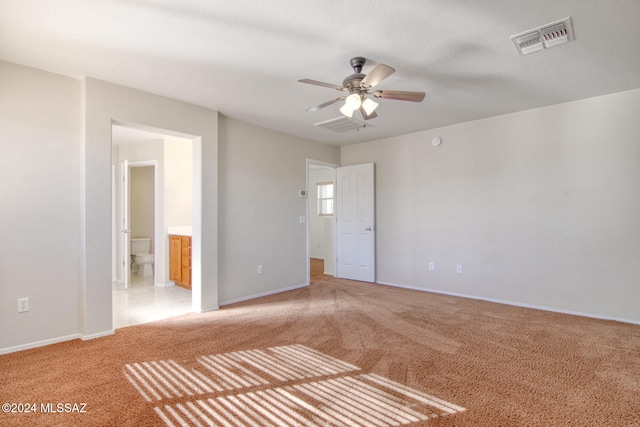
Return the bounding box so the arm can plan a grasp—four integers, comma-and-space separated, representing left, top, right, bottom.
168, 226, 192, 236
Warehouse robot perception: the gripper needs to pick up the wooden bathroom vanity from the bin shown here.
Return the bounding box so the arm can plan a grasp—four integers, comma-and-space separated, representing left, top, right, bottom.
169, 234, 191, 290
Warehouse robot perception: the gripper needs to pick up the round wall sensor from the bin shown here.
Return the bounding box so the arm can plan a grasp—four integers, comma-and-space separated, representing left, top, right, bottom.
431, 137, 442, 147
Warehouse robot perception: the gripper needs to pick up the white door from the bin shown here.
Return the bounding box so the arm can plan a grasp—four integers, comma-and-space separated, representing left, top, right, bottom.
336, 163, 375, 282
120, 160, 130, 289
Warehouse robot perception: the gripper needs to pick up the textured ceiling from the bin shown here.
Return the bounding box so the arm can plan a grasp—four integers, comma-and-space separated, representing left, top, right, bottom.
2, 0, 639, 146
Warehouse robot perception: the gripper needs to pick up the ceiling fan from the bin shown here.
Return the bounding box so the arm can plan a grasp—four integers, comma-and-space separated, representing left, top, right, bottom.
299, 57, 425, 120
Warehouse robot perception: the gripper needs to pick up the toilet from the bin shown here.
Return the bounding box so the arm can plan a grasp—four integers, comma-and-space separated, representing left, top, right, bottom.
131, 238, 154, 276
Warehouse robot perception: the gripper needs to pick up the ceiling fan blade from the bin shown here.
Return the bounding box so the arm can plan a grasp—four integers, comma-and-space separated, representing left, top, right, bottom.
359, 106, 378, 120
373, 90, 425, 102
360, 64, 395, 88
298, 79, 345, 91
306, 96, 346, 112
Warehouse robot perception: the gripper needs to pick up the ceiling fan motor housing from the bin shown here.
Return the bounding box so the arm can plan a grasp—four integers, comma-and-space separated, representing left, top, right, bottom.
349, 56, 366, 73
344, 57, 367, 95
343, 73, 366, 93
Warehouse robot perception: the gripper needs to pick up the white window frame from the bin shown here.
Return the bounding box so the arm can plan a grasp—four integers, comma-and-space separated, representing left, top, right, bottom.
317, 182, 334, 216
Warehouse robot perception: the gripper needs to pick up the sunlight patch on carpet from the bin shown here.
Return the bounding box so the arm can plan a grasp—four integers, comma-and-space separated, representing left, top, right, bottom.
124, 344, 465, 426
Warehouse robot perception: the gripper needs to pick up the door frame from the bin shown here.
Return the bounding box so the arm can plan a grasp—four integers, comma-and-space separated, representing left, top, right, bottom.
126, 161, 158, 285
110, 121, 201, 315
120, 159, 130, 288
306, 158, 339, 284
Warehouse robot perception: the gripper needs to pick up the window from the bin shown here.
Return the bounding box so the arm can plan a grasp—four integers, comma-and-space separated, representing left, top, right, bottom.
317, 182, 334, 216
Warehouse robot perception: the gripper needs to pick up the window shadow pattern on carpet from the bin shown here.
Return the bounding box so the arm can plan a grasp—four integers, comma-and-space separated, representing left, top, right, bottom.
124, 344, 465, 426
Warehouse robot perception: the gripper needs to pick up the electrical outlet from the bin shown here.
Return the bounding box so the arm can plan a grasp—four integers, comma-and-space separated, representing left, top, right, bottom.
428, 262, 435, 271
18, 297, 29, 313
456, 264, 463, 274
258, 265, 263, 274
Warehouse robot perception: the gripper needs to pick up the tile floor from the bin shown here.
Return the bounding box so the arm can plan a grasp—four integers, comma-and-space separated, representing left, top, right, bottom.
112, 272, 192, 329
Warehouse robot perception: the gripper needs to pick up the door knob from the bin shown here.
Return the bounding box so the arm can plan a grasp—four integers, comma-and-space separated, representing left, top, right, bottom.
364, 226, 373, 231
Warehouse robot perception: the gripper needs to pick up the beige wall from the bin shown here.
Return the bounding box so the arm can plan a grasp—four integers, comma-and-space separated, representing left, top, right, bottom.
82, 77, 219, 338
218, 116, 340, 304
130, 166, 155, 248
0, 61, 81, 350
342, 88, 640, 323
1, 60, 219, 352
0, 60, 339, 353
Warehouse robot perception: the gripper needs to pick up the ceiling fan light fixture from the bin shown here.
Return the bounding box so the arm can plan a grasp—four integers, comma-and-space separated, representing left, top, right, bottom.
299, 56, 425, 121
345, 93, 362, 110
339, 104, 354, 117
362, 98, 378, 115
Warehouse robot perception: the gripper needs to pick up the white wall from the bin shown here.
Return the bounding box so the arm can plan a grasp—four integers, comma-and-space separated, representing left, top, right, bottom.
218, 116, 340, 304
164, 137, 193, 228
341, 88, 640, 323
0, 61, 81, 350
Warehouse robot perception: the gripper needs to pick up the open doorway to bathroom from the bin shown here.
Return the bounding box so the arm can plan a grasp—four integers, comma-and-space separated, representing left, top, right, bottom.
111, 124, 193, 329
129, 164, 155, 282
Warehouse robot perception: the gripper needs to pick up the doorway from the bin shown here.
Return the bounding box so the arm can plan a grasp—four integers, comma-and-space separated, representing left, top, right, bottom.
111, 124, 194, 328
307, 160, 377, 284
128, 164, 155, 282
306, 159, 338, 284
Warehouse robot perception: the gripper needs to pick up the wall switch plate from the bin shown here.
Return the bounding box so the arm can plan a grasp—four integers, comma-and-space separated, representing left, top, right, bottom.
258, 265, 263, 274
18, 297, 29, 313
456, 264, 463, 274
428, 262, 435, 271
299, 216, 306, 224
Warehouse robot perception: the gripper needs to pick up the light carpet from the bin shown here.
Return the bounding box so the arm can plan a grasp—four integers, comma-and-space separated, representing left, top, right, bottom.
1, 260, 639, 426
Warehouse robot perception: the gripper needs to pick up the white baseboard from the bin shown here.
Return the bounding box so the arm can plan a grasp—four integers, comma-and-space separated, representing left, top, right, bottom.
376, 280, 640, 326
81, 330, 115, 340
195, 305, 220, 313
155, 281, 175, 288
0, 328, 116, 355
0, 333, 81, 355
220, 283, 309, 307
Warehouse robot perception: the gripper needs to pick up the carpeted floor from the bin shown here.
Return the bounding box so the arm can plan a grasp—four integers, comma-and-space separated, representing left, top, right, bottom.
1, 259, 639, 426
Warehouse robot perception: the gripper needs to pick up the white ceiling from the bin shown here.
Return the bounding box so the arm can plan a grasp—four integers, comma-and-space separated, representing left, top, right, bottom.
2, 0, 639, 146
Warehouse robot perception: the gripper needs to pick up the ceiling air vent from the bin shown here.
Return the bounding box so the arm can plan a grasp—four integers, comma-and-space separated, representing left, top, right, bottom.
511, 17, 574, 55
314, 116, 366, 133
